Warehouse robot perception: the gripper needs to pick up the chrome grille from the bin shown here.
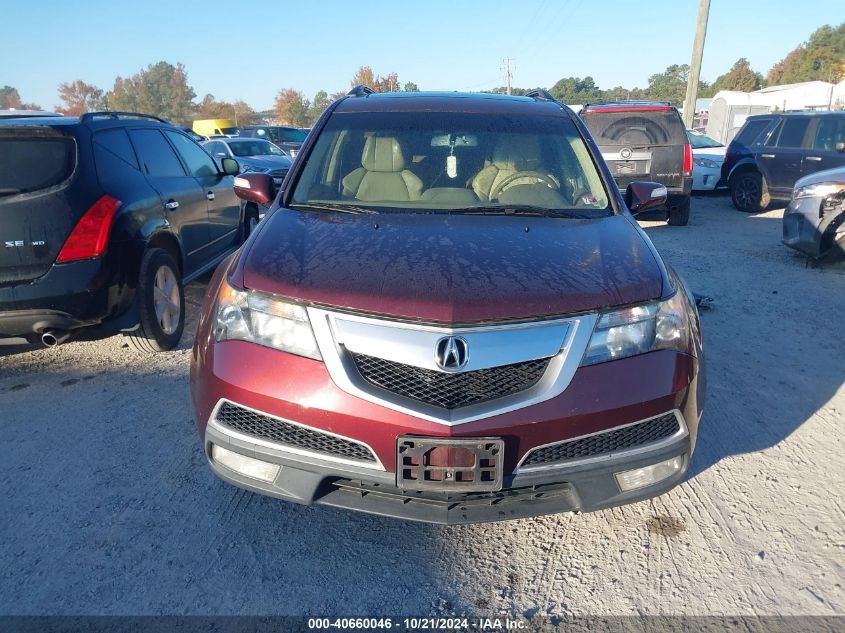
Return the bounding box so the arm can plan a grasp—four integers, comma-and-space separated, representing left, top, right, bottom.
215, 402, 377, 463
351, 354, 550, 410
520, 413, 681, 468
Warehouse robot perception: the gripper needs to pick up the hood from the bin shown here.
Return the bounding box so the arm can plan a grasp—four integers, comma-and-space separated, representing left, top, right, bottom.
238, 155, 292, 171
240, 209, 665, 323
794, 165, 845, 189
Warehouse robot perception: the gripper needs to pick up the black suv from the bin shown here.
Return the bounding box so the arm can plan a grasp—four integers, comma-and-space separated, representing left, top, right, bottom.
239, 125, 308, 156
0, 112, 256, 351
723, 111, 845, 212
580, 102, 693, 225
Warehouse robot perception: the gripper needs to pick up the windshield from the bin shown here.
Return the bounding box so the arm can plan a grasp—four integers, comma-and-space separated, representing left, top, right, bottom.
687, 131, 723, 149
278, 128, 307, 142
228, 140, 286, 157
220, 127, 240, 136
290, 111, 610, 214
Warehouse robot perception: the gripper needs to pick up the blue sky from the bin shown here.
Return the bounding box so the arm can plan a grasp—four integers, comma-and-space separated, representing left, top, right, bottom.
4, 0, 843, 111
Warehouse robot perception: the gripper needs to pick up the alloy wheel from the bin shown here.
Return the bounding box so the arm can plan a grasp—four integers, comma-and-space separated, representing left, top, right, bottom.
153, 266, 181, 335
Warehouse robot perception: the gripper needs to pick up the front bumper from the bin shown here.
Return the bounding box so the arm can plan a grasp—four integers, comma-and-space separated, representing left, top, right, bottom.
692, 166, 724, 191
783, 195, 845, 258
204, 408, 691, 524
192, 336, 703, 523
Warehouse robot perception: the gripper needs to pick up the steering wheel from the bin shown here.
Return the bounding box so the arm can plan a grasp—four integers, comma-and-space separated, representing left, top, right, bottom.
489, 171, 559, 201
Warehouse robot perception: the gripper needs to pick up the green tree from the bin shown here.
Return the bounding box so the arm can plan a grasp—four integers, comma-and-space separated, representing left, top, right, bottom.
56, 80, 106, 115
767, 23, 845, 85
711, 58, 763, 93
643, 64, 710, 106
305, 90, 332, 124
106, 62, 196, 125
403, 82, 420, 92
549, 76, 603, 104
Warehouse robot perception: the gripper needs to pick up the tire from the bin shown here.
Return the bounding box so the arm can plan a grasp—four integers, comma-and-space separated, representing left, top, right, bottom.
127, 248, 185, 353
242, 203, 260, 241
667, 198, 690, 226
730, 170, 770, 213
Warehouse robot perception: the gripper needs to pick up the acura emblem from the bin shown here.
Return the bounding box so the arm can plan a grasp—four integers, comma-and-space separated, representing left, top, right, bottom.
435, 336, 469, 371
620, 147, 632, 159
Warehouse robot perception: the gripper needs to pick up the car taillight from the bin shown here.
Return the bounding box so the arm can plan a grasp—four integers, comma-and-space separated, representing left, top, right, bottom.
682, 143, 693, 178
56, 195, 121, 263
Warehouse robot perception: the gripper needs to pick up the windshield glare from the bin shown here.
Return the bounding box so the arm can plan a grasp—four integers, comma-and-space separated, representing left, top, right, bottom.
228, 140, 285, 157
291, 111, 610, 213
687, 131, 723, 149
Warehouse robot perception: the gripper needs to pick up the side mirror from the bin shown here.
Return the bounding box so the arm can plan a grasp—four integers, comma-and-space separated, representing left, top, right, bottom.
625, 181, 668, 214
835, 141, 845, 153
221, 157, 240, 175
233, 173, 274, 206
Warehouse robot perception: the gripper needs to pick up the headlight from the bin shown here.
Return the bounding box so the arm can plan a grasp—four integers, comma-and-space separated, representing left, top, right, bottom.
792, 182, 845, 200
214, 279, 321, 360
581, 292, 690, 366
693, 157, 720, 169
241, 165, 270, 174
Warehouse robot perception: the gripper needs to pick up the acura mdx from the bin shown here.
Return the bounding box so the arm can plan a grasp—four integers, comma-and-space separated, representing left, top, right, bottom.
191, 88, 705, 524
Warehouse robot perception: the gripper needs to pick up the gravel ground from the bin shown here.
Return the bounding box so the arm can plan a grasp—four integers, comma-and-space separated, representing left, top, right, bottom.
1, 194, 842, 617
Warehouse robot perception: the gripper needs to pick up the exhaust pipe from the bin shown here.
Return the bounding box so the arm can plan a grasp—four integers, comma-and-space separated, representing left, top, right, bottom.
41, 330, 71, 347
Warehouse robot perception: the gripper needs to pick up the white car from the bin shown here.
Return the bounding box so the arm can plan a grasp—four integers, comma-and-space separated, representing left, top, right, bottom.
687, 130, 726, 191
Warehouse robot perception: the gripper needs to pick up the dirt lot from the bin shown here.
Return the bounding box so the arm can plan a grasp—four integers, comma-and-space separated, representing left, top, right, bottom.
1, 194, 842, 617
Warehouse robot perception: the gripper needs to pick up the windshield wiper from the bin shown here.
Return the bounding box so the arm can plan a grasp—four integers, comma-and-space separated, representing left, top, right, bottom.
289, 202, 378, 214
454, 205, 601, 219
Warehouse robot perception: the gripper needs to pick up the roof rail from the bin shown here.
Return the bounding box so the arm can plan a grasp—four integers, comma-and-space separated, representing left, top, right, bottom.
80, 111, 171, 124
526, 89, 556, 102
347, 85, 375, 97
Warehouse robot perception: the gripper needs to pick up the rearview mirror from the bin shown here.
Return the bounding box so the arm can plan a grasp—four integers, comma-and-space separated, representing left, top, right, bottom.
233, 173, 273, 206
221, 157, 239, 175
625, 182, 668, 214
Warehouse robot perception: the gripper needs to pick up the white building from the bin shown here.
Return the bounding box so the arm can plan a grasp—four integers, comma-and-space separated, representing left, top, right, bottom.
706, 80, 845, 144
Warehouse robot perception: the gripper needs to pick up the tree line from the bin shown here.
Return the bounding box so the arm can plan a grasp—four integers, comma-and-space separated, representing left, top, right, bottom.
2, 23, 842, 125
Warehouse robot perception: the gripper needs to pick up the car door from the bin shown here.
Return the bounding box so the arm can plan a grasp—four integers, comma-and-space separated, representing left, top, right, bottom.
128, 128, 210, 275
756, 117, 812, 195
164, 130, 242, 256
803, 116, 845, 178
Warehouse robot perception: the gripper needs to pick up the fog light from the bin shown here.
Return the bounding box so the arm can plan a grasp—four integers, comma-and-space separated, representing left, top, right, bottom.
211, 444, 280, 483
614, 456, 684, 492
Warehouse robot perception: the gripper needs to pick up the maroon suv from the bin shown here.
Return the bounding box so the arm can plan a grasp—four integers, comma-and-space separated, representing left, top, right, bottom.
190, 88, 705, 524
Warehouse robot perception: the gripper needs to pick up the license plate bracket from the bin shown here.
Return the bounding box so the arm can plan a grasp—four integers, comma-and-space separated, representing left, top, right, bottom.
396, 436, 504, 492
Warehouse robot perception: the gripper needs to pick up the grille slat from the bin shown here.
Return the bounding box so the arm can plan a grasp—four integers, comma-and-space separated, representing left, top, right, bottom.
215, 402, 377, 463
521, 413, 681, 467
351, 354, 550, 410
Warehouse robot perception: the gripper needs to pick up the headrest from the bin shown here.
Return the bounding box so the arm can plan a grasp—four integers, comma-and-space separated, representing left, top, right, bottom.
361, 136, 406, 172
491, 135, 542, 171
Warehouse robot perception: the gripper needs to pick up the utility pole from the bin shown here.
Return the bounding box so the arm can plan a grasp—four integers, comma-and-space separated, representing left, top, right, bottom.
682, 0, 711, 128
503, 58, 514, 95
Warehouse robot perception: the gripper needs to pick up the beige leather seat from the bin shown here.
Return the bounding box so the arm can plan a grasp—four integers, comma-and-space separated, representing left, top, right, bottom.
342, 137, 423, 202
470, 135, 555, 201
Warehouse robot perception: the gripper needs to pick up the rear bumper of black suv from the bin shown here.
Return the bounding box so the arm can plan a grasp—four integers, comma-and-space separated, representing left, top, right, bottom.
0, 251, 138, 337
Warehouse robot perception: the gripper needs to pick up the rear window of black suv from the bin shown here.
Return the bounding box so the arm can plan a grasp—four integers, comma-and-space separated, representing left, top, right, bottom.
0, 135, 76, 195
581, 109, 687, 147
